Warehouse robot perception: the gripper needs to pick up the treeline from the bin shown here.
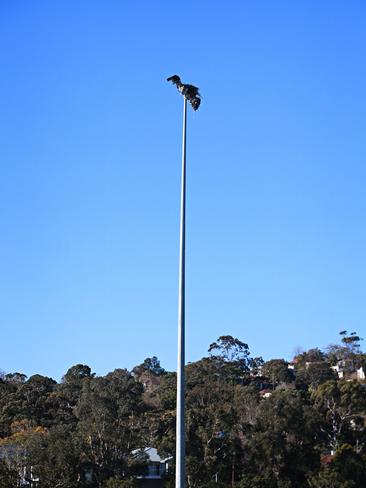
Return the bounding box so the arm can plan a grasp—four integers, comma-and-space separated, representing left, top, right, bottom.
0, 331, 365, 488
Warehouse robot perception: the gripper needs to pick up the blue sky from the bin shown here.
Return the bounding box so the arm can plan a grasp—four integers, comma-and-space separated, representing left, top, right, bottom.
1, 1, 365, 380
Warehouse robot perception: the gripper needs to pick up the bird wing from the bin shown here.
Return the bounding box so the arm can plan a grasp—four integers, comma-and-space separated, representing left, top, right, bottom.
167, 75, 181, 85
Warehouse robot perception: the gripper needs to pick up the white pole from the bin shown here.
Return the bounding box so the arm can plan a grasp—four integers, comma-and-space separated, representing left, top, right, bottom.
176, 96, 187, 488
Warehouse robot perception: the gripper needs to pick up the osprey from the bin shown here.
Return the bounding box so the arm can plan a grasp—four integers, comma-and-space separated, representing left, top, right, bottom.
167, 75, 201, 111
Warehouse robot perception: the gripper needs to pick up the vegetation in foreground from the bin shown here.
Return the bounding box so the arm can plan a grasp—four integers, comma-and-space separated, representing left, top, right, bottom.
0, 331, 365, 488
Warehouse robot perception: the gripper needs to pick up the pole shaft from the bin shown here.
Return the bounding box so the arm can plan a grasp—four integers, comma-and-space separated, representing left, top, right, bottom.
176, 97, 187, 488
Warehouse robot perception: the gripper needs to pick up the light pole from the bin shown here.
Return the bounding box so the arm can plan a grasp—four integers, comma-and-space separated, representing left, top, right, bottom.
167, 75, 201, 488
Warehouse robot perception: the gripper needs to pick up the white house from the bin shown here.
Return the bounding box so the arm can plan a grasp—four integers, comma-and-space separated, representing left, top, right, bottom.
357, 366, 365, 380
132, 447, 172, 487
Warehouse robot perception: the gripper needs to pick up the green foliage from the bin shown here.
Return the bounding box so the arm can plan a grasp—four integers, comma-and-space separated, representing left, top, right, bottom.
326, 330, 364, 374
62, 364, 94, 384
0, 459, 19, 487
105, 476, 137, 488
308, 444, 366, 487
133, 356, 165, 376
312, 380, 366, 451
332, 444, 366, 485
208, 335, 257, 384
74, 369, 145, 485
0, 334, 364, 487
339, 330, 363, 353
295, 348, 325, 365
239, 389, 320, 487
26, 425, 79, 488
235, 475, 277, 488
4, 372, 27, 384
295, 361, 336, 389
261, 359, 294, 386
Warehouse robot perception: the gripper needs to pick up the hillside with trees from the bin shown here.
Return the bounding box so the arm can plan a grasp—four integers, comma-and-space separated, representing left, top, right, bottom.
0, 332, 365, 488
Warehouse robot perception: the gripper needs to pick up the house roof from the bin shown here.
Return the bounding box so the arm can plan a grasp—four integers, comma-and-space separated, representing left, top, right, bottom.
131, 447, 172, 464
321, 454, 334, 465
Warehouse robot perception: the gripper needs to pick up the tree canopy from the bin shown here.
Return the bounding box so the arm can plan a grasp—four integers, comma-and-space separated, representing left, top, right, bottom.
0, 332, 365, 487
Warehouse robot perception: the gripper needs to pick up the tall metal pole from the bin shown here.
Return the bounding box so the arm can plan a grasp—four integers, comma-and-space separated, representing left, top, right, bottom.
176, 96, 187, 488
167, 74, 200, 488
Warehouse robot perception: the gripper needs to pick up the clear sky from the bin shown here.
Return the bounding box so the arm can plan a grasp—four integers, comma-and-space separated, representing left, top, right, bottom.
1, 1, 365, 380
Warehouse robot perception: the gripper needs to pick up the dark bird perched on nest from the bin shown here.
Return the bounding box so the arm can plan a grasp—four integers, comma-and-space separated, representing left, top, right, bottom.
167, 75, 181, 85
167, 75, 201, 111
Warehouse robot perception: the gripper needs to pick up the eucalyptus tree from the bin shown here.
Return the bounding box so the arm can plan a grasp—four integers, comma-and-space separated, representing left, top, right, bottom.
311, 379, 366, 453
